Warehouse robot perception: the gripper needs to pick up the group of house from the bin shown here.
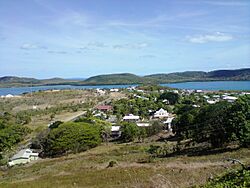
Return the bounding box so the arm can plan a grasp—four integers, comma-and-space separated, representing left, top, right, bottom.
205, 94, 238, 104
0, 94, 21, 98
94, 105, 174, 138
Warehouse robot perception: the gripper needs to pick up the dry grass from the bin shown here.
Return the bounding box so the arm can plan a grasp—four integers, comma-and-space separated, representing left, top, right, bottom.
1, 142, 249, 188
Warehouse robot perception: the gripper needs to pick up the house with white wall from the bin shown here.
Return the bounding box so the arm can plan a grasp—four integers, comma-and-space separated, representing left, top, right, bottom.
8, 149, 39, 166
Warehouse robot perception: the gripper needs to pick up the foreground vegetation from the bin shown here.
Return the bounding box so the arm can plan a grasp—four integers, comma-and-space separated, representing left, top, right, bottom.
0, 142, 249, 188
202, 168, 250, 188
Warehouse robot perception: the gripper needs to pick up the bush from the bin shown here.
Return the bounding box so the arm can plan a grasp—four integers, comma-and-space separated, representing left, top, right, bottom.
120, 122, 139, 142
0, 125, 31, 152
202, 168, 250, 188
42, 122, 102, 157
107, 160, 118, 168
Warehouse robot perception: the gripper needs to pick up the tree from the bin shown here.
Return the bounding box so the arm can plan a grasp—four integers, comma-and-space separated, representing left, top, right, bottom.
50, 113, 55, 120
159, 92, 180, 105
173, 95, 250, 148
146, 121, 163, 136
120, 122, 139, 142
42, 122, 102, 157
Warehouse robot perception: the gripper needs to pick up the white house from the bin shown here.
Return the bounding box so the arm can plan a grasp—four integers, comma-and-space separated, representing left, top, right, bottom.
153, 108, 169, 119
8, 149, 39, 166
163, 117, 174, 131
96, 88, 106, 95
223, 96, 238, 102
111, 126, 121, 137
207, 100, 218, 104
110, 88, 119, 92
162, 99, 169, 104
196, 90, 203, 93
123, 114, 140, 122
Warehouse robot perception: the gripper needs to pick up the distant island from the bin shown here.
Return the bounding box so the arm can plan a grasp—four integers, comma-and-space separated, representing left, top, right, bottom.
0, 68, 250, 88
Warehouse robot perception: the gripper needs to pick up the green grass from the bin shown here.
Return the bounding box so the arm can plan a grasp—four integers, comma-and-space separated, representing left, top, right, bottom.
1, 142, 249, 188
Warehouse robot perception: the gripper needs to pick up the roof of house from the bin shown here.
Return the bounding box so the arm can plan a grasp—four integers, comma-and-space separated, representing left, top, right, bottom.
111, 126, 120, 132
10, 149, 38, 160
163, 117, 174, 124
96, 105, 113, 110
123, 114, 140, 120
136, 123, 150, 127
223, 96, 238, 100
154, 108, 169, 116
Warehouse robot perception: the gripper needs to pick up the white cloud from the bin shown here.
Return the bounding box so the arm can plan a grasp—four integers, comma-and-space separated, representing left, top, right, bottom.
52, 11, 90, 27
87, 42, 108, 48
139, 55, 156, 58
20, 43, 47, 50
202, 0, 248, 6
187, 32, 233, 43
47, 50, 68, 54
113, 42, 149, 49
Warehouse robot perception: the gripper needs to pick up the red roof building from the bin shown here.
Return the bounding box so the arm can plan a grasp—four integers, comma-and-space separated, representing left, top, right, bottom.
96, 105, 113, 111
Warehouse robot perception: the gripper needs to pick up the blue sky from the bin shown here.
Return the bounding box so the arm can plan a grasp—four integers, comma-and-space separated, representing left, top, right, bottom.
0, 0, 249, 78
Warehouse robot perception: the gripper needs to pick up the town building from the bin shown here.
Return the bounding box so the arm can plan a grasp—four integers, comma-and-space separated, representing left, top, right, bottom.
111, 126, 121, 137
163, 117, 174, 131
8, 149, 39, 166
96, 105, 113, 112
123, 114, 140, 122
153, 108, 169, 119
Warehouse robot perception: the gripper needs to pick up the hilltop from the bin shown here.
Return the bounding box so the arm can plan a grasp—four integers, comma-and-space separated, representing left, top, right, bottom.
82, 68, 250, 85
0, 76, 79, 87
83, 73, 158, 85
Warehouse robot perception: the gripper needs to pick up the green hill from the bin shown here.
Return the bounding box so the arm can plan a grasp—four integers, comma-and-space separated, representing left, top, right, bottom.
145, 71, 207, 82
0, 76, 79, 87
0, 76, 40, 84
0, 68, 249, 87
82, 73, 158, 85
145, 68, 250, 83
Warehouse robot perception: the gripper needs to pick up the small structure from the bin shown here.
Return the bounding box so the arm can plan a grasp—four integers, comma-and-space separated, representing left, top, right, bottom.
223, 96, 238, 102
136, 122, 150, 127
8, 149, 39, 166
96, 105, 113, 112
96, 88, 106, 95
5, 94, 14, 98
110, 88, 119, 92
207, 100, 218, 104
107, 115, 117, 124
153, 108, 169, 119
111, 126, 121, 137
123, 114, 140, 122
163, 117, 174, 131
196, 90, 203, 93
162, 99, 169, 104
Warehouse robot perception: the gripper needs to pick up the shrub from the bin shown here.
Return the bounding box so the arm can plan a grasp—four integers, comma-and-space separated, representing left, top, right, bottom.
107, 160, 118, 168
120, 122, 139, 142
42, 122, 102, 157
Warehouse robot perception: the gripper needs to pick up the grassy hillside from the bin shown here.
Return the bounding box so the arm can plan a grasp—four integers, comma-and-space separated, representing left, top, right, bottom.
0, 143, 249, 188
82, 73, 157, 85
145, 71, 207, 82
208, 68, 250, 80
0, 76, 79, 87
146, 68, 250, 82
0, 76, 40, 84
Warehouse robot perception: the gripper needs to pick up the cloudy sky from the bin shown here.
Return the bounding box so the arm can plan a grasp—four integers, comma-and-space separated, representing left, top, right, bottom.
0, 0, 249, 78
